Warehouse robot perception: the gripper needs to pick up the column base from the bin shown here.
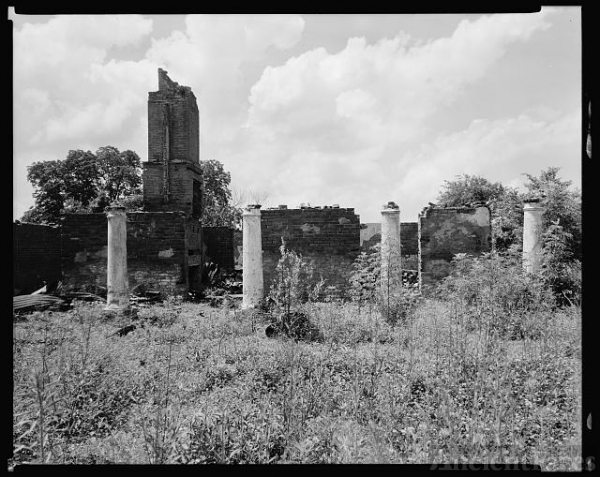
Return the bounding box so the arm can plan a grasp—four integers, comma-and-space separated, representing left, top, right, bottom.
104, 303, 131, 312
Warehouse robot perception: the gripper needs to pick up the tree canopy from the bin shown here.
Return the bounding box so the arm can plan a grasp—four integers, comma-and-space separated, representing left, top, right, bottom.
437, 174, 506, 208
23, 147, 142, 224
200, 159, 242, 228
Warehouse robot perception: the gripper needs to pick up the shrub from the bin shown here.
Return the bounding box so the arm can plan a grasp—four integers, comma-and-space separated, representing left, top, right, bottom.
266, 239, 323, 341
377, 287, 421, 326
349, 243, 420, 325
268, 239, 323, 313
540, 223, 582, 307
349, 245, 381, 306
265, 311, 323, 343
436, 251, 554, 339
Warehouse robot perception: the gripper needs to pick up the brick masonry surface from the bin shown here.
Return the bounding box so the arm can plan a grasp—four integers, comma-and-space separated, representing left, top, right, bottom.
261, 207, 360, 297
142, 162, 203, 217
13, 222, 62, 294
203, 226, 235, 271
418, 206, 492, 289
143, 69, 203, 218
147, 70, 199, 165
61, 212, 199, 296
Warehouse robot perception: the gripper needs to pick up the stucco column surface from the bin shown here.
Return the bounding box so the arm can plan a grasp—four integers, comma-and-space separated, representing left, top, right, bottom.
522, 200, 545, 274
242, 205, 264, 310
105, 206, 130, 311
380, 202, 402, 300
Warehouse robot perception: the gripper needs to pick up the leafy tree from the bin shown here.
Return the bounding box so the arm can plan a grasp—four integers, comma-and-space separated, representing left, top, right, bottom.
437, 174, 506, 207
22, 147, 142, 224
95, 146, 144, 208
200, 159, 242, 228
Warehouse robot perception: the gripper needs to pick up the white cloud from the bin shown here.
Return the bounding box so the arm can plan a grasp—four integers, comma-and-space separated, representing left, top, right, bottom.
247, 11, 551, 143
13, 10, 578, 225
232, 11, 556, 221
394, 109, 581, 215
13, 15, 155, 150
145, 14, 305, 146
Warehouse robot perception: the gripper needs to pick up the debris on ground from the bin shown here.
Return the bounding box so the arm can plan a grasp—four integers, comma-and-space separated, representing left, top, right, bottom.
106, 324, 137, 338
265, 311, 323, 342
61, 291, 104, 302
13, 294, 66, 313
201, 263, 243, 298
130, 291, 163, 305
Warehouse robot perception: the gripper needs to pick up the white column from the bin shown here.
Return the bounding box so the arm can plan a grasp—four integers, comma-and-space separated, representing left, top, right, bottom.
105, 206, 130, 311
381, 201, 402, 302
242, 205, 264, 309
523, 199, 544, 274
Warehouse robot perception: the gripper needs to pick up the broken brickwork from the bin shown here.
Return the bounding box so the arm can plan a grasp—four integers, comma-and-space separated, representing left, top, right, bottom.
143, 69, 202, 217
13, 222, 62, 294
418, 206, 492, 290
261, 206, 360, 297
61, 212, 199, 296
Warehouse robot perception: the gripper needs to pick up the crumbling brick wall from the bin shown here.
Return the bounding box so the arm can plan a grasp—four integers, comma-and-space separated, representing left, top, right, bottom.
13, 222, 62, 294
61, 212, 194, 296
418, 206, 491, 289
203, 226, 235, 271
359, 222, 419, 270
261, 207, 360, 297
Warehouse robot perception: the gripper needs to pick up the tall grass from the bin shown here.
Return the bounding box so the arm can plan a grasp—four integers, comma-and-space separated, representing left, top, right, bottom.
12, 254, 581, 468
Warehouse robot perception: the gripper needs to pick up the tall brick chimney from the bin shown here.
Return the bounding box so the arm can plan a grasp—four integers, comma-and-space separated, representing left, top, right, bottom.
142, 69, 202, 218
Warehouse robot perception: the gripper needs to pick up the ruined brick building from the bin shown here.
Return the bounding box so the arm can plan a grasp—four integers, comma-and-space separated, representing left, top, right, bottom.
60, 69, 203, 295
14, 69, 493, 298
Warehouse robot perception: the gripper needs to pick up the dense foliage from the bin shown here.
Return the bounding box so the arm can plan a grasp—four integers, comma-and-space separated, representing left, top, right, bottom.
436, 168, 581, 303
200, 159, 242, 228
23, 147, 142, 224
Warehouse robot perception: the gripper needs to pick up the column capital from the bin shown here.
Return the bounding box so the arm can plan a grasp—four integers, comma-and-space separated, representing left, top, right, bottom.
106, 206, 127, 216
243, 205, 262, 216
523, 203, 544, 212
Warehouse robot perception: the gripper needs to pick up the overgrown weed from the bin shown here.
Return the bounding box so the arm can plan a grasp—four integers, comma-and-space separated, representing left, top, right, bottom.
12, 256, 581, 467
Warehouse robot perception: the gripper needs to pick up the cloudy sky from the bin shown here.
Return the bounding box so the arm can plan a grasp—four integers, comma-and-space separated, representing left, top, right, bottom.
11, 9, 581, 223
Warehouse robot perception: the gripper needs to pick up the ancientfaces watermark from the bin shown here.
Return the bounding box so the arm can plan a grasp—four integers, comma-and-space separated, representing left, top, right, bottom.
429, 447, 595, 472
